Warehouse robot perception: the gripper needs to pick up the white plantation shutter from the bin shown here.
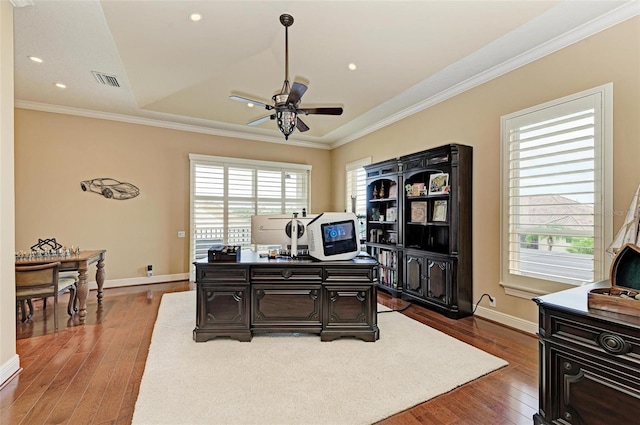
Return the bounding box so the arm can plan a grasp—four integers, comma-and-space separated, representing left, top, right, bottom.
501, 84, 612, 293
346, 158, 371, 215
346, 158, 371, 243
190, 154, 311, 278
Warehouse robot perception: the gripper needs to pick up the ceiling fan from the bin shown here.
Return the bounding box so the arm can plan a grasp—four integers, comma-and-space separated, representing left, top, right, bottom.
230, 14, 343, 140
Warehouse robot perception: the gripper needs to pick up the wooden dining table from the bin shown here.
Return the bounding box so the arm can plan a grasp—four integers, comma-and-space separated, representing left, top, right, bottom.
15, 249, 106, 321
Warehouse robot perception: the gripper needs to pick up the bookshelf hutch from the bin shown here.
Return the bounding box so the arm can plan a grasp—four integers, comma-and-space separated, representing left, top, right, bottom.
364, 143, 473, 318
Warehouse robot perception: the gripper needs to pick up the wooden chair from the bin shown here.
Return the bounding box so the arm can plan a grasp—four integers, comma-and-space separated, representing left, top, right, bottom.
15, 262, 77, 330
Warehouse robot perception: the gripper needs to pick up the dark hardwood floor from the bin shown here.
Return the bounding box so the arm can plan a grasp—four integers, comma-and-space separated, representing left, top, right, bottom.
1, 282, 539, 425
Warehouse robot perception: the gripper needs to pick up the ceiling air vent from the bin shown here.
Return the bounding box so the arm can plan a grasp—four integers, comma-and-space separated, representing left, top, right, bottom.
92, 71, 120, 87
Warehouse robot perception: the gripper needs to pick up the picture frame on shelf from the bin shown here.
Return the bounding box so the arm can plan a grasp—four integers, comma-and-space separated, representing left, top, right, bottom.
370, 207, 380, 221
386, 207, 397, 222
388, 183, 397, 199
410, 201, 427, 223
428, 173, 450, 195
432, 200, 448, 222
410, 183, 424, 197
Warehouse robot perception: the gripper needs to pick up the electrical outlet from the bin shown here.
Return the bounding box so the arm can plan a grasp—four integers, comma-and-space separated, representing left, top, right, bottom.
489, 296, 496, 308
178, 230, 186, 238
147, 264, 153, 277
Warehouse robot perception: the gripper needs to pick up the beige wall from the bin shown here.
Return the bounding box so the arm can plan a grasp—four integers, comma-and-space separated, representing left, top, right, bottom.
331, 17, 640, 323
14, 111, 332, 280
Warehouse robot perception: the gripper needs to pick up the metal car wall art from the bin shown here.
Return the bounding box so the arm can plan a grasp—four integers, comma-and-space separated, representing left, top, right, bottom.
80, 178, 140, 200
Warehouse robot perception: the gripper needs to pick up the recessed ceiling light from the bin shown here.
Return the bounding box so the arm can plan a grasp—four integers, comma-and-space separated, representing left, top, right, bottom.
55, 82, 67, 89
247, 103, 254, 108
348, 63, 357, 71
28, 56, 43, 63
190, 13, 202, 22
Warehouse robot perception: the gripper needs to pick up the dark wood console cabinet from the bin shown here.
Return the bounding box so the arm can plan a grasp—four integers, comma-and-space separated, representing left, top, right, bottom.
193, 252, 379, 342
534, 281, 640, 425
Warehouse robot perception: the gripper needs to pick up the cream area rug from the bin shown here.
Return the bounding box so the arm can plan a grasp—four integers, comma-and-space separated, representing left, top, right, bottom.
133, 291, 507, 425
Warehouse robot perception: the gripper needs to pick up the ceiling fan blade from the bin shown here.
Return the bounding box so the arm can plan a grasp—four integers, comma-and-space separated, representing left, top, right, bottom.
299, 107, 343, 116
286, 82, 308, 105
247, 114, 275, 126
296, 117, 310, 132
230, 95, 273, 110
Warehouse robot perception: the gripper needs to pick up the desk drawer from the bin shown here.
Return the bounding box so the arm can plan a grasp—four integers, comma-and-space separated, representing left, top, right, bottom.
196, 267, 249, 283
324, 267, 374, 283
545, 309, 640, 368
251, 267, 323, 282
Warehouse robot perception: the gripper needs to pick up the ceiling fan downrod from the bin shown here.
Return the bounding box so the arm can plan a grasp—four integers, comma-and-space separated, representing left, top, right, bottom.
279, 13, 294, 97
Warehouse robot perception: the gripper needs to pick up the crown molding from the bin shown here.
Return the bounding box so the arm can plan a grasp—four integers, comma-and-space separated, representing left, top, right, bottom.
14, 101, 332, 151
330, 1, 640, 150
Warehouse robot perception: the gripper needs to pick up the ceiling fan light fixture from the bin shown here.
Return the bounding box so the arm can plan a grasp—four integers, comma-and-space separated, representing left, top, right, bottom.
229, 13, 343, 141
277, 110, 297, 140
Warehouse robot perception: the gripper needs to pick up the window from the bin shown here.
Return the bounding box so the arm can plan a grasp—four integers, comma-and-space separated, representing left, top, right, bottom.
500, 84, 613, 297
346, 157, 371, 241
189, 154, 311, 279
345, 157, 371, 215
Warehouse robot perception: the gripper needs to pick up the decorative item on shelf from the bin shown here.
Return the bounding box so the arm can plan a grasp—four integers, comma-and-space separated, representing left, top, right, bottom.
410, 201, 427, 223
432, 200, 448, 222
388, 183, 397, 199
387, 231, 397, 244
379, 184, 385, 199
410, 183, 424, 197
370, 207, 380, 221
405, 184, 412, 196
369, 229, 385, 243
428, 173, 450, 195
373, 185, 378, 199
386, 207, 397, 222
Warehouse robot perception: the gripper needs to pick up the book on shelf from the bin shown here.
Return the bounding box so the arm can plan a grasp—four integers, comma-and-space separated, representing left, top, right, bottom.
432, 200, 448, 222
410, 201, 427, 223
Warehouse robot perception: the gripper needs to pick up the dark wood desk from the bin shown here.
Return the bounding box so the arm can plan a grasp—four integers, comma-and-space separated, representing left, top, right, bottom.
193, 252, 379, 342
16, 250, 106, 320
533, 281, 640, 425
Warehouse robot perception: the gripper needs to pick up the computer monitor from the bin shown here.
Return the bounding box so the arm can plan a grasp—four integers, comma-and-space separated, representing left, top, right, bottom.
251, 213, 318, 254
307, 212, 361, 261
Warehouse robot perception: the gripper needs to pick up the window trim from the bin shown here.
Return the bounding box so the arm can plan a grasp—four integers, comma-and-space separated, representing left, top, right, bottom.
499, 83, 613, 298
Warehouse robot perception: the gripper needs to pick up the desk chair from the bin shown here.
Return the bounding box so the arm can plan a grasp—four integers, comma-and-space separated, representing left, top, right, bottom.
15, 262, 77, 330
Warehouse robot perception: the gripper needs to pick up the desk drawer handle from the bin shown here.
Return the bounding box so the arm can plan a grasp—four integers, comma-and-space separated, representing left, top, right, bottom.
597, 333, 631, 355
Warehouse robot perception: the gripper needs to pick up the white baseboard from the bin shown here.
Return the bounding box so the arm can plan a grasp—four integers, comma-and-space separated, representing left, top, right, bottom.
86, 273, 190, 290
0, 354, 20, 389
473, 305, 538, 335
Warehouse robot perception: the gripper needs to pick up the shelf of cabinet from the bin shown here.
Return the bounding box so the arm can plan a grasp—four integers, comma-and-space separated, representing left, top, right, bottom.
407, 221, 449, 226
369, 198, 397, 203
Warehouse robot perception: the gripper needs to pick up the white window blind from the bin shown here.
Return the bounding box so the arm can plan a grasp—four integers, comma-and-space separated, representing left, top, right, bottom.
190, 154, 311, 277
346, 158, 371, 242
346, 157, 371, 216
501, 84, 612, 292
